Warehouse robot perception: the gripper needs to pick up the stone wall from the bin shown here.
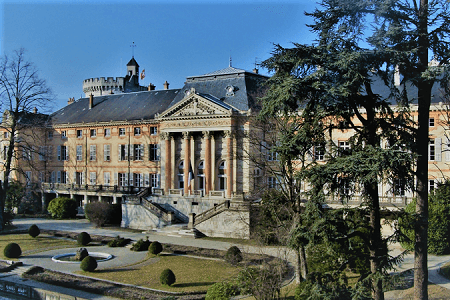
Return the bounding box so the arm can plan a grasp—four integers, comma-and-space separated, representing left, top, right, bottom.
195, 209, 250, 239
121, 203, 166, 230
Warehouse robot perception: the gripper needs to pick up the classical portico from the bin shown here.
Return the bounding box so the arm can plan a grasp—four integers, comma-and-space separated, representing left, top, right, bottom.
157, 88, 239, 200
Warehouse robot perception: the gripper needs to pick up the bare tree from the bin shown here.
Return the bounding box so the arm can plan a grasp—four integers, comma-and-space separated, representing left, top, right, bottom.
0, 48, 53, 228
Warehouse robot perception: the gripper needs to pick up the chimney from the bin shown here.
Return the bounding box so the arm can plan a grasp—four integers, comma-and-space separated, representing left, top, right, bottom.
33, 107, 38, 114
148, 83, 156, 91
163, 81, 169, 90
68, 97, 75, 105
89, 94, 93, 109
253, 68, 259, 74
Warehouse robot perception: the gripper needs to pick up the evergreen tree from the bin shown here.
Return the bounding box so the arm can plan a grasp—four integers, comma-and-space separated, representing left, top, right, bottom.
260, 0, 450, 299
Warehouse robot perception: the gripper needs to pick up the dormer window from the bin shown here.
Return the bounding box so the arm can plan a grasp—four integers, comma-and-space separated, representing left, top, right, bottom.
226, 85, 236, 96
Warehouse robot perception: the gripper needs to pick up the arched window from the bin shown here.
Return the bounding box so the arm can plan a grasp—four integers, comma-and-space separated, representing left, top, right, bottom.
197, 161, 205, 191
218, 161, 226, 191
178, 160, 184, 189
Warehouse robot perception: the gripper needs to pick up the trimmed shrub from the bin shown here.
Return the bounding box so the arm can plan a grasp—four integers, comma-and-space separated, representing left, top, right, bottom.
80, 256, 97, 272
28, 224, 40, 238
23, 266, 44, 275
77, 232, 91, 246
4, 242, 22, 258
160, 268, 176, 286
85, 201, 110, 227
107, 235, 131, 247
225, 246, 242, 265
131, 237, 151, 251
149, 241, 163, 255
206, 281, 239, 300
47, 197, 77, 219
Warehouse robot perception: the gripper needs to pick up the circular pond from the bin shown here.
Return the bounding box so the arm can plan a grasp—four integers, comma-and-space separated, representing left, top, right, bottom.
52, 252, 113, 264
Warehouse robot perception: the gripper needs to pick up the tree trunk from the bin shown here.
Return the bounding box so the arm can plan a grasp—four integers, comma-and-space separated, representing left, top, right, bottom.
296, 246, 308, 283
415, 1, 430, 299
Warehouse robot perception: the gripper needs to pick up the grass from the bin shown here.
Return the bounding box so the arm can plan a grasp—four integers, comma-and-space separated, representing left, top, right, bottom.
0, 234, 76, 259
82, 254, 241, 293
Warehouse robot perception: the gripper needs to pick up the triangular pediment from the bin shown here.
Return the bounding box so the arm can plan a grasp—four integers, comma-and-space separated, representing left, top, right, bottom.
156, 89, 234, 119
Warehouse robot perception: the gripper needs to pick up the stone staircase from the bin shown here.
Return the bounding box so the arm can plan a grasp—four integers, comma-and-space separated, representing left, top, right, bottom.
149, 223, 205, 238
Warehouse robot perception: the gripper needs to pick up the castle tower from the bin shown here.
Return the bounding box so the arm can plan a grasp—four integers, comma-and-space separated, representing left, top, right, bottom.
127, 57, 139, 77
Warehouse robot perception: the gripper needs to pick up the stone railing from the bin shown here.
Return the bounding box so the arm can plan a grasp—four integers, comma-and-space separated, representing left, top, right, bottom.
141, 199, 175, 224
325, 195, 413, 208
41, 183, 146, 194
169, 189, 183, 196
192, 200, 230, 227
209, 190, 225, 198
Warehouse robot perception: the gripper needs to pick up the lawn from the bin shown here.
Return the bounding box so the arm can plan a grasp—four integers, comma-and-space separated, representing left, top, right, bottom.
0, 234, 77, 259
83, 254, 241, 293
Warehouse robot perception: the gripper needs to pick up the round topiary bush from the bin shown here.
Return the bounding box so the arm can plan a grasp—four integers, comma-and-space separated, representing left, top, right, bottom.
4, 242, 22, 258
149, 241, 163, 255
28, 224, 40, 238
47, 197, 78, 219
77, 232, 91, 246
160, 268, 176, 286
225, 246, 242, 265
80, 256, 97, 272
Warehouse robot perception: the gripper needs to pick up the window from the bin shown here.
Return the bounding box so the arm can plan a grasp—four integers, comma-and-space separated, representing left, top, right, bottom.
57, 171, 67, 184
89, 145, 96, 161
104, 144, 111, 161
119, 128, 126, 136
2, 146, 8, 160
314, 143, 325, 161
104, 128, 111, 137
89, 172, 96, 185
133, 144, 144, 161
394, 179, 406, 196
178, 160, 184, 189
57, 145, 68, 161
339, 141, 350, 156
118, 144, 129, 161
429, 118, 435, 127
90, 129, 96, 137
76, 145, 83, 161
150, 126, 157, 135
218, 161, 226, 190
61, 131, 67, 138
197, 161, 205, 191
429, 179, 435, 192
39, 146, 46, 161
149, 144, 160, 161
340, 178, 351, 196
104, 172, 111, 186
267, 143, 278, 161
118, 173, 127, 187
3, 132, 7, 139
77, 130, 82, 138
268, 176, 278, 189
133, 173, 143, 187
151, 174, 160, 188
25, 171, 32, 186
429, 139, 435, 161
134, 127, 141, 136
48, 131, 53, 139
75, 172, 84, 185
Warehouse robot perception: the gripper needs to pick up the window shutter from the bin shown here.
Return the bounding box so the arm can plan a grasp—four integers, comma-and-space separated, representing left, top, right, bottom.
139, 174, 143, 187
157, 174, 161, 187
156, 144, 161, 161
114, 172, 118, 186
57, 171, 61, 183
446, 138, 450, 162
144, 173, 149, 187
125, 173, 129, 186
57, 146, 61, 161
436, 138, 442, 161
66, 172, 69, 184
118, 145, 122, 161
82, 172, 85, 185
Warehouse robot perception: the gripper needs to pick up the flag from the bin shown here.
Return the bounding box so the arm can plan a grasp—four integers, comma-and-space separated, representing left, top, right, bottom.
188, 163, 194, 188
140, 69, 145, 80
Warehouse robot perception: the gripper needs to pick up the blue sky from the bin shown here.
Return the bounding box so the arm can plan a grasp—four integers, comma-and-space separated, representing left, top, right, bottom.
1, 0, 317, 111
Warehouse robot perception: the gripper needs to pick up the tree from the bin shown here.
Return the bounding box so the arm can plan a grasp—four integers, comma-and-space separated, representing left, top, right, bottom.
0, 48, 53, 229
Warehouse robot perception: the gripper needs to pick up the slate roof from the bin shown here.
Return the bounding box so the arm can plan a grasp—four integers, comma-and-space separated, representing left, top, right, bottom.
127, 57, 139, 67
169, 67, 268, 111
51, 90, 179, 125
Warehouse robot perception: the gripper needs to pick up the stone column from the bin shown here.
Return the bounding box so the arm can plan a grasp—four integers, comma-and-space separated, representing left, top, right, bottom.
203, 131, 212, 195
183, 131, 190, 196
225, 130, 233, 198
161, 132, 171, 194
190, 135, 195, 191
211, 134, 216, 191
170, 135, 175, 190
